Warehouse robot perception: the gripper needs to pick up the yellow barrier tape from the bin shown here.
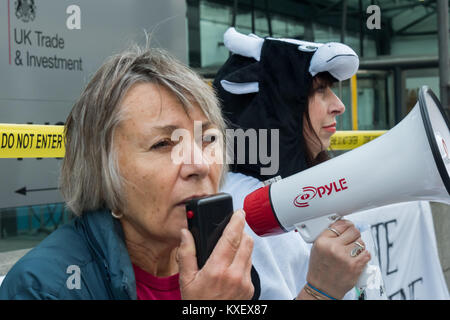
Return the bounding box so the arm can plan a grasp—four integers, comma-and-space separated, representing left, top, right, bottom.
0, 124, 65, 158
0, 124, 386, 158
330, 130, 386, 150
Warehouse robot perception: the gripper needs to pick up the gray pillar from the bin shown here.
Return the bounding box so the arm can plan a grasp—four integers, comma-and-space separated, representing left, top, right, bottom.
437, 0, 449, 115
187, 0, 201, 68
430, 202, 450, 291
394, 67, 404, 124
340, 0, 347, 43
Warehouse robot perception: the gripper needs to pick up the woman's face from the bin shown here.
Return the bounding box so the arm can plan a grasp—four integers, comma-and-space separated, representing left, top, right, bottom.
114, 82, 223, 246
304, 79, 345, 157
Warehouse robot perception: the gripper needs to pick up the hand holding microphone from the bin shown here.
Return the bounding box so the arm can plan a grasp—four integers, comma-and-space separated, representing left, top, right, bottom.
177, 208, 255, 300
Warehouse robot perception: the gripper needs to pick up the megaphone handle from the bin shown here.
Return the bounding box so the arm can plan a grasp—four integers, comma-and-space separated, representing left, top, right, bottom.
294, 214, 342, 242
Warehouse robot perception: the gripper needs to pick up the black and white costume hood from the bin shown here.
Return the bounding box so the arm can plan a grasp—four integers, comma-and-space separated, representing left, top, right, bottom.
213, 27, 359, 181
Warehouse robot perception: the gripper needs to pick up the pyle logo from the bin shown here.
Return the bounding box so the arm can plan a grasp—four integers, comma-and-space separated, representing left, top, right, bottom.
293, 178, 348, 208
293, 186, 317, 207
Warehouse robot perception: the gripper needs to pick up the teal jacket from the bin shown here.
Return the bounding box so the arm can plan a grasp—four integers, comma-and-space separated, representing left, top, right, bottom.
0, 209, 137, 299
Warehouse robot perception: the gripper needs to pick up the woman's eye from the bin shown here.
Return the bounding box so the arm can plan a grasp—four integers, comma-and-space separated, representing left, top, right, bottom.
203, 134, 217, 145
150, 139, 173, 150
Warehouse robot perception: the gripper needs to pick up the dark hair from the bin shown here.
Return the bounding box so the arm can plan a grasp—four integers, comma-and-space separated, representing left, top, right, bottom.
303, 72, 337, 167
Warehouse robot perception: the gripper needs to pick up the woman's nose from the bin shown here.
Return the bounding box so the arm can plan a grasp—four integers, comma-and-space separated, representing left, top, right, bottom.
179, 139, 210, 180
330, 92, 346, 115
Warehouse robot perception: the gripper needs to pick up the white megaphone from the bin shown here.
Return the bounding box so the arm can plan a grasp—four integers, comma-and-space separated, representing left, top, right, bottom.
243, 86, 450, 298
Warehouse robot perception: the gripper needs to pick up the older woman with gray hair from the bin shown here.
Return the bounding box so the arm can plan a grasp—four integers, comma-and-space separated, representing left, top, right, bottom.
0, 46, 254, 299
0, 44, 367, 300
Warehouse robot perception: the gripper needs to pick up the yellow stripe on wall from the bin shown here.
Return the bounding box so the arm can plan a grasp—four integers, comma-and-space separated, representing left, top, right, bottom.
351, 75, 358, 131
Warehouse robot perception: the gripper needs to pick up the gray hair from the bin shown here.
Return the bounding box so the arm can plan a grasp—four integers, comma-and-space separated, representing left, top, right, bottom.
60, 45, 227, 216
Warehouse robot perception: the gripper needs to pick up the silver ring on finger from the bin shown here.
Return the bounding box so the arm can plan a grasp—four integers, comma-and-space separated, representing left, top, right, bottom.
327, 227, 341, 237
350, 241, 365, 257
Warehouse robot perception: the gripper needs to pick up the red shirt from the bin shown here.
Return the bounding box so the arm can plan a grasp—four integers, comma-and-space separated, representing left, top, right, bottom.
132, 264, 181, 300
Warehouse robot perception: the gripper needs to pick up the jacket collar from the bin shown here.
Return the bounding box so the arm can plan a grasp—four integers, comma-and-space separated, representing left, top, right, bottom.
80, 209, 137, 300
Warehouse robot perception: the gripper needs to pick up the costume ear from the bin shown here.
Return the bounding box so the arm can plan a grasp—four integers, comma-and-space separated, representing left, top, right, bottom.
220, 80, 259, 94
308, 42, 359, 81
224, 27, 264, 61
219, 57, 260, 94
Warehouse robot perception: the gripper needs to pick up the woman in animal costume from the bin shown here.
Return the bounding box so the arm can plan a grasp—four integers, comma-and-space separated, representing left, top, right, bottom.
216, 28, 366, 300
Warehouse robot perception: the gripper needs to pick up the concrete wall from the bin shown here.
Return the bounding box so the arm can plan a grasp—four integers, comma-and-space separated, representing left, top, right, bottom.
0, 248, 31, 288
0, 248, 31, 276
430, 202, 450, 291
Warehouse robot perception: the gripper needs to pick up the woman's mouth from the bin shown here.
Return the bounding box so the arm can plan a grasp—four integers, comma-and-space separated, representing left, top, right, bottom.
176, 194, 209, 207
323, 123, 336, 133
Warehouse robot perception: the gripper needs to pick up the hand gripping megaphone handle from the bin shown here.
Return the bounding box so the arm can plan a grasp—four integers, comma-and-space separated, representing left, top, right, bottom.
295, 215, 386, 300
